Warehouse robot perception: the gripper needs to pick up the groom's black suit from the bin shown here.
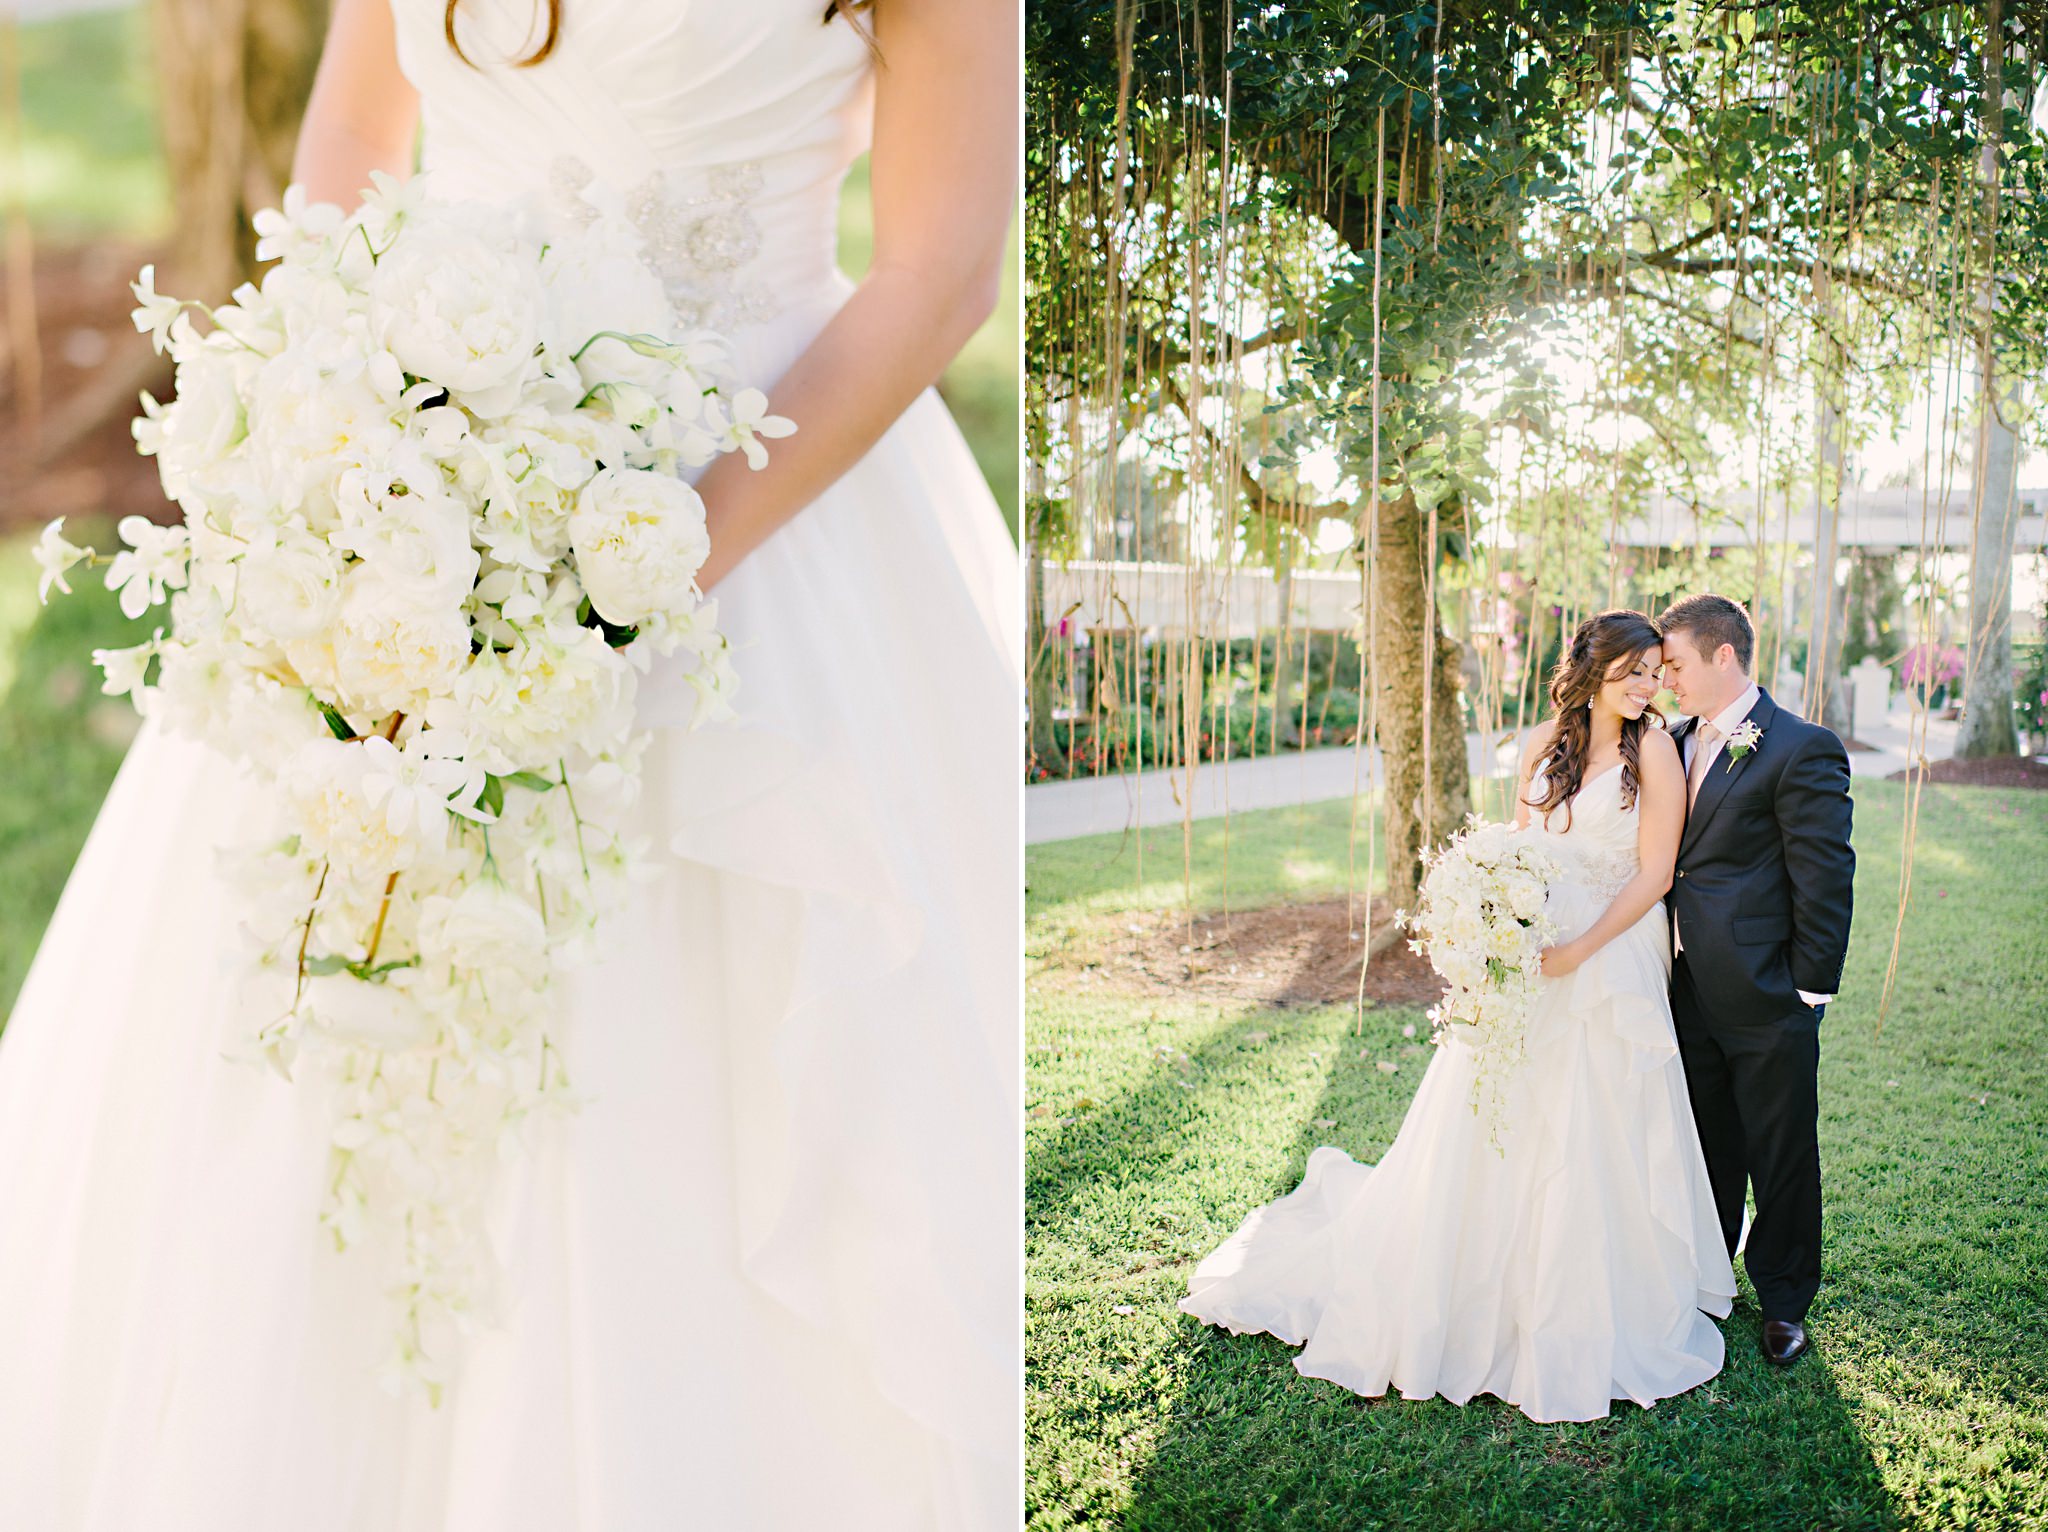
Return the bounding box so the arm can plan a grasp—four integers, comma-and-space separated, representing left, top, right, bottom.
1667, 687, 1854, 1325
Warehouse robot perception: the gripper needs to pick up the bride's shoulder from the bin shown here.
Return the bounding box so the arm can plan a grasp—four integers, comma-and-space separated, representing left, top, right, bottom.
1639, 723, 1680, 763
1519, 718, 1559, 770
1636, 723, 1684, 790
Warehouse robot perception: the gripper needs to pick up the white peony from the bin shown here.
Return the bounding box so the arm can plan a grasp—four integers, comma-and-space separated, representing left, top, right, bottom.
416, 881, 550, 987
305, 970, 440, 1052
1508, 877, 1547, 923
331, 472, 480, 608
149, 346, 253, 503
245, 351, 402, 515
286, 562, 473, 721
541, 219, 676, 373
284, 736, 431, 874
568, 466, 710, 627
368, 214, 543, 409
431, 618, 634, 774
237, 527, 344, 643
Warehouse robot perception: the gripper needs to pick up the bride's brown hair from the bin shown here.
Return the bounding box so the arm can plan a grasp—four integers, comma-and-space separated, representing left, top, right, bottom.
444, 2, 874, 68
444, 0, 560, 67
1524, 609, 1665, 831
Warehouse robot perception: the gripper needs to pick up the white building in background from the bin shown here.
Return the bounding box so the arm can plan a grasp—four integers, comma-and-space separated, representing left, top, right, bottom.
1619, 483, 2048, 644
1042, 483, 2048, 646
1040, 561, 1365, 639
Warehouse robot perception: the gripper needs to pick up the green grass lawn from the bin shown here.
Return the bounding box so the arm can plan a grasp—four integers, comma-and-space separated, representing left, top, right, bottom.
0, 521, 149, 1019
13, 8, 170, 240
1027, 784, 2048, 1530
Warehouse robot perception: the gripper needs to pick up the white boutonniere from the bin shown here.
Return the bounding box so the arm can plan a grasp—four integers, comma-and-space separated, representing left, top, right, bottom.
1723, 719, 1763, 770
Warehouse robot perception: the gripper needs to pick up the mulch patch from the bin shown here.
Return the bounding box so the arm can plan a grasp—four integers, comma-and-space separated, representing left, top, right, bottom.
1884, 755, 2048, 791
1074, 900, 1447, 1010
1, 242, 174, 534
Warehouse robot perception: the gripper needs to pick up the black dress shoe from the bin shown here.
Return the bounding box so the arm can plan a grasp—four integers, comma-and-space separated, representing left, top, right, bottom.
1762, 1319, 1809, 1365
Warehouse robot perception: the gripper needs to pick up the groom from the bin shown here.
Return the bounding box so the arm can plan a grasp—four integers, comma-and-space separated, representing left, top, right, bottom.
1657, 593, 1855, 1366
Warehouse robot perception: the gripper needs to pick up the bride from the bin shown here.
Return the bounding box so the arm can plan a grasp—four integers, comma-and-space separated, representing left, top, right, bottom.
0, 2, 1018, 1528
1180, 610, 1736, 1424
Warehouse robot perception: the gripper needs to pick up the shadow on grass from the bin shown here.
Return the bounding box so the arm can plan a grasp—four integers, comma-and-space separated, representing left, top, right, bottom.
1026, 1004, 1322, 1251
1119, 1311, 1896, 1532
1041, 1034, 1897, 1531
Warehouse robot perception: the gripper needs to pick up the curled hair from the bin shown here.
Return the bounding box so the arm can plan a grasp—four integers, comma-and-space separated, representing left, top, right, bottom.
445, 0, 560, 68
447, 2, 874, 68
1525, 609, 1665, 831
824, 0, 880, 58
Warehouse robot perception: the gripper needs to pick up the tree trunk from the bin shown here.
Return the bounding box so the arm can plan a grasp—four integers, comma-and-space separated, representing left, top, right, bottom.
41, 1, 327, 465
1958, 380, 2025, 758
1957, 4, 2023, 760
1372, 486, 1469, 914
150, 0, 327, 302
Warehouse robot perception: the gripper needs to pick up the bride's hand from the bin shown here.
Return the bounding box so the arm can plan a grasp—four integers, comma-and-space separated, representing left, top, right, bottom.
1539, 941, 1585, 978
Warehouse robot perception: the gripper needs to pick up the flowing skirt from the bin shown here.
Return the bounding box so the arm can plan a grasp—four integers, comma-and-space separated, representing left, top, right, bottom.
1180, 884, 1735, 1425
0, 386, 1020, 1529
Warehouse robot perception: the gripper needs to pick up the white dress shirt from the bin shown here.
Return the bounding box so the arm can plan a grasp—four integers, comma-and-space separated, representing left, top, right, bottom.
1678, 683, 1834, 1006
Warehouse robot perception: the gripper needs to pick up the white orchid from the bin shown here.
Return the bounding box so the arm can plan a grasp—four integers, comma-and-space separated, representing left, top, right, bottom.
359, 730, 485, 846
1724, 719, 1763, 768
252, 184, 346, 265
104, 516, 191, 619
129, 264, 183, 353
92, 637, 158, 700
711, 386, 795, 470
32, 518, 89, 603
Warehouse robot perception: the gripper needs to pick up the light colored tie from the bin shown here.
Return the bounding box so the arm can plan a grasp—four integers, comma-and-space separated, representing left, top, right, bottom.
1687, 721, 1720, 806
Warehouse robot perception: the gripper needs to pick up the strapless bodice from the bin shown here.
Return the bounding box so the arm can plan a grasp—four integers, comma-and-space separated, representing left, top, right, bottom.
390, 1, 874, 366
1525, 760, 1643, 900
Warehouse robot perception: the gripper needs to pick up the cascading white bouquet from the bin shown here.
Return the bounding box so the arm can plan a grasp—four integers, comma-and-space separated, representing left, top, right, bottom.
1404, 819, 1561, 1139
33, 172, 791, 1399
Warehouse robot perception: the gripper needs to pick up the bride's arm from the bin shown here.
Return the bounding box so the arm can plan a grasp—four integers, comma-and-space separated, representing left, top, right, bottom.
1538, 728, 1684, 977
692, 0, 1018, 590
290, 0, 420, 208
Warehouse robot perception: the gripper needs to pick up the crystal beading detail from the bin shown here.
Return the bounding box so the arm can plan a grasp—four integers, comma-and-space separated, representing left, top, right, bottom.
548, 155, 780, 332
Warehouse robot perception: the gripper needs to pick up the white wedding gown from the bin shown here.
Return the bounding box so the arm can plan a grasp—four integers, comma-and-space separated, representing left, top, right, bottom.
0, 6, 1020, 1529
1180, 764, 1736, 1423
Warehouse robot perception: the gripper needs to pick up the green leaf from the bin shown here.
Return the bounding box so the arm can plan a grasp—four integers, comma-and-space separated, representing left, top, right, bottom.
502, 770, 557, 792
478, 774, 507, 819
319, 704, 356, 741
305, 954, 351, 976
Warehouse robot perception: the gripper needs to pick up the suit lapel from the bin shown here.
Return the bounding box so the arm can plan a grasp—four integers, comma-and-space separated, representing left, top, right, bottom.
1679, 689, 1778, 857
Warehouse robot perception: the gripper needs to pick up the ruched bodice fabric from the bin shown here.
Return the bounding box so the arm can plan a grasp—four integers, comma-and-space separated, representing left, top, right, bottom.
394, 1, 874, 376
